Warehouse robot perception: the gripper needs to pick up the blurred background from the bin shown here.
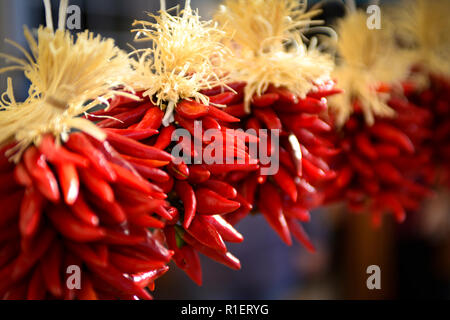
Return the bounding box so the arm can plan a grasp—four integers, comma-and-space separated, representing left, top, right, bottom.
0, 0, 449, 299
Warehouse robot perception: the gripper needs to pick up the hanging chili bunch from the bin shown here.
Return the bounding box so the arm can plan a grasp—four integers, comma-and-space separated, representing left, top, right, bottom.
323, 7, 434, 227
207, 0, 338, 249
0, 0, 172, 299
91, 1, 252, 286
393, 0, 450, 190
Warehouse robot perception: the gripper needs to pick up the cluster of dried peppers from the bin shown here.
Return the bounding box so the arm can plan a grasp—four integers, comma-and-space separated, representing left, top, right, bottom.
0, 1, 172, 299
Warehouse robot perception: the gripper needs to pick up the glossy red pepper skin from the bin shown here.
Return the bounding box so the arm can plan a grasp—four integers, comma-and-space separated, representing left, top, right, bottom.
204, 215, 243, 243
66, 133, 117, 182
175, 180, 197, 229
195, 188, 241, 215
23, 147, 60, 203
186, 215, 227, 253
259, 182, 292, 246
19, 187, 45, 238
55, 162, 79, 205
199, 179, 237, 199
136, 105, 164, 130
181, 231, 241, 271
48, 205, 106, 242
97, 103, 150, 129
38, 135, 88, 168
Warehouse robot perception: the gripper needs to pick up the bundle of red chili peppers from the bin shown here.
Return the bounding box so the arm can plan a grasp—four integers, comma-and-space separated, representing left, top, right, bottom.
91, 91, 251, 285
202, 81, 341, 250
324, 92, 434, 226
0, 133, 173, 299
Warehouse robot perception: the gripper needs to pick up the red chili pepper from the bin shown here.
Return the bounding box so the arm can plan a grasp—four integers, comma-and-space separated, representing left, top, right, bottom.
201, 116, 222, 131
120, 154, 169, 168
335, 165, 353, 188
369, 122, 415, 154
179, 245, 203, 286
376, 193, 406, 223
209, 91, 237, 105
110, 162, 159, 194
286, 218, 315, 252
55, 162, 79, 205
174, 113, 196, 137
208, 106, 240, 122
12, 227, 55, 281
164, 226, 202, 285
38, 135, 88, 167
136, 105, 164, 130
176, 100, 209, 119
275, 96, 327, 114
47, 205, 106, 242
106, 130, 173, 162
104, 128, 158, 140
252, 93, 279, 107
109, 252, 167, 274
102, 229, 146, 245
153, 125, 176, 150
78, 167, 115, 203
355, 133, 378, 160
87, 264, 152, 300
273, 166, 298, 202
127, 212, 165, 229
268, 86, 298, 103
307, 86, 342, 99
283, 203, 310, 222
188, 165, 211, 184
130, 266, 169, 288
224, 206, 251, 226
253, 108, 282, 131
23, 147, 60, 202
175, 180, 197, 229
40, 241, 63, 297
187, 215, 227, 253
374, 162, 403, 184
259, 182, 292, 246
223, 103, 247, 118
195, 188, 241, 215
200, 179, 237, 199
204, 215, 244, 243
168, 161, 190, 180
179, 229, 241, 270
128, 161, 170, 183
239, 174, 258, 206
70, 193, 100, 227
13, 162, 33, 187
302, 157, 328, 181
87, 195, 127, 224
134, 236, 174, 263
65, 241, 108, 268
66, 133, 117, 182
97, 103, 150, 129
19, 187, 44, 238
